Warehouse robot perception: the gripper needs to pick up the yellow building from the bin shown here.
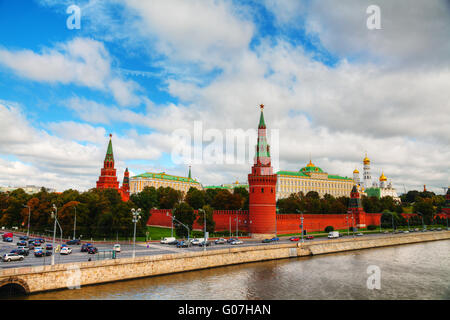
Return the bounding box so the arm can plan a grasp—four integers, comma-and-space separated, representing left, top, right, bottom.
276, 160, 354, 199
129, 167, 202, 194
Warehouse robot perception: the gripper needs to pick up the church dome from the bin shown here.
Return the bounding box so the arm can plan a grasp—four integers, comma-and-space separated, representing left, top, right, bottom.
379, 172, 387, 181
353, 168, 359, 174
363, 154, 370, 165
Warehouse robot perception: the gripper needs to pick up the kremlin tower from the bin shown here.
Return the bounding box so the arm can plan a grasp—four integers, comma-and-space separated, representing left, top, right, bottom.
348, 185, 366, 228
248, 104, 278, 238
96, 134, 130, 201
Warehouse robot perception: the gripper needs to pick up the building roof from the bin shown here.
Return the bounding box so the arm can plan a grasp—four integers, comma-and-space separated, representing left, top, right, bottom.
131, 172, 200, 184
276, 170, 352, 181
105, 134, 114, 162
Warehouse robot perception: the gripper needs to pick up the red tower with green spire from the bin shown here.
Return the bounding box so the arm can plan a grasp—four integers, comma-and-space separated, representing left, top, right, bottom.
96, 134, 120, 190
348, 185, 366, 228
119, 168, 130, 202
248, 104, 278, 238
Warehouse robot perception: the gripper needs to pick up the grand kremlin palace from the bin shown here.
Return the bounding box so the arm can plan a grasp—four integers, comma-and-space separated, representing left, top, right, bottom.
276, 160, 354, 199
129, 170, 202, 195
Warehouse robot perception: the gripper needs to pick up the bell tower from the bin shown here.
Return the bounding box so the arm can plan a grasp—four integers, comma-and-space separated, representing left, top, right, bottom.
248, 104, 278, 238
96, 134, 120, 190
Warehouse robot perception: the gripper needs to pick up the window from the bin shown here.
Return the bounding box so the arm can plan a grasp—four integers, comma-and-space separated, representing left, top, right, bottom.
261, 188, 264, 193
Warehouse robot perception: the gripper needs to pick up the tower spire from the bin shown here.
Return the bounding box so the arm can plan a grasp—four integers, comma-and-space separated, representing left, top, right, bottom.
188, 165, 192, 179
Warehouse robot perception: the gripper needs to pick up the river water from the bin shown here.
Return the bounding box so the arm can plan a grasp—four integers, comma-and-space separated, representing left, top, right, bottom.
24, 240, 450, 300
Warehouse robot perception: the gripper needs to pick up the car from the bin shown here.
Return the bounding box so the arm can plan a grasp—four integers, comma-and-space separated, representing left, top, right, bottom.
271, 237, 279, 242
87, 247, 97, 254
262, 239, 272, 243
34, 238, 45, 244
81, 243, 93, 252
3, 237, 13, 242
289, 237, 300, 242
60, 247, 72, 255
15, 248, 29, 256
437, 228, 442, 231
198, 241, 211, 247
190, 238, 205, 246
28, 242, 35, 250
160, 237, 177, 244
214, 238, 226, 245
2, 253, 24, 262
168, 239, 179, 245
16, 240, 27, 246
34, 250, 44, 257
383, 231, 389, 234
45, 244, 53, 251
403, 231, 409, 234
45, 250, 52, 256
227, 238, 237, 243
113, 244, 121, 252
176, 241, 189, 248
230, 240, 243, 245
34, 247, 44, 253
356, 233, 364, 236
19, 236, 29, 241
306, 235, 314, 240
66, 239, 81, 245
414, 228, 419, 232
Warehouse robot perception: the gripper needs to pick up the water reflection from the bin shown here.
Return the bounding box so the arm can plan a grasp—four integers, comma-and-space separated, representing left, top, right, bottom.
18, 240, 450, 300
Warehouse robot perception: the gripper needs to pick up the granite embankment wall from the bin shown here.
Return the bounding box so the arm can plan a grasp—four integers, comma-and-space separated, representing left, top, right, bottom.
1, 231, 449, 295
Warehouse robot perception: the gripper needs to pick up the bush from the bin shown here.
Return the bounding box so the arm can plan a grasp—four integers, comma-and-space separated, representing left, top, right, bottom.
367, 225, 377, 230
324, 226, 334, 233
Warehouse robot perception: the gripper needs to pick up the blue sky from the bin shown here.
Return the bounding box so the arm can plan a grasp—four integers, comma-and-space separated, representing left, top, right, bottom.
0, 0, 448, 193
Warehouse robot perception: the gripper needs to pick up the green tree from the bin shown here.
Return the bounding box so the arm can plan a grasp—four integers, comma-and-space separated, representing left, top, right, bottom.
185, 187, 206, 209
173, 202, 196, 238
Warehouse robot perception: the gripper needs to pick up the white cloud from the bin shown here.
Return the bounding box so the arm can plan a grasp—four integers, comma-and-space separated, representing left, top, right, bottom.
0, 37, 141, 106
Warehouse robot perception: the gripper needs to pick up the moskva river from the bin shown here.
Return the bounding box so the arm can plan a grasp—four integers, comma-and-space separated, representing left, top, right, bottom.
24, 240, 450, 300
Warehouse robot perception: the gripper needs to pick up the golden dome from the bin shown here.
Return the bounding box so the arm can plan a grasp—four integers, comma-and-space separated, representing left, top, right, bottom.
379, 172, 387, 181
363, 153, 370, 165
353, 168, 359, 174
306, 159, 315, 167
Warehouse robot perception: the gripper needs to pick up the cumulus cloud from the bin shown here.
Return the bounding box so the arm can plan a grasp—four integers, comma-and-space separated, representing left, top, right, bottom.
0, 37, 141, 106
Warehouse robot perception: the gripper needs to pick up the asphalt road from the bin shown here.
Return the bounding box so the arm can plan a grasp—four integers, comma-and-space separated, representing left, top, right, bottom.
0, 230, 444, 269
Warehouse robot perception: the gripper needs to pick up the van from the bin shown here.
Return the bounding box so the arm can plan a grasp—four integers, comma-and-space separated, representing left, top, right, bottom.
328, 231, 340, 239
160, 237, 176, 244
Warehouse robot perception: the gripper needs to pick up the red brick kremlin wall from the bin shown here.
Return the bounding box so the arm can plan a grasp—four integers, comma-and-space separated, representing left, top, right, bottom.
147, 210, 447, 234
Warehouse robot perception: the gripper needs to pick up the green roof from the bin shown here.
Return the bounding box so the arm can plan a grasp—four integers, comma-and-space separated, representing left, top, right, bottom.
259, 109, 266, 129
327, 175, 352, 181
131, 172, 200, 184
204, 185, 232, 190
105, 137, 114, 162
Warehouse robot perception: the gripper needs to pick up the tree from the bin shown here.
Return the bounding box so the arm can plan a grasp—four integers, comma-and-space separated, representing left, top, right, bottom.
198, 204, 215, 233
173, 202, 196, 238
185, 187, 206, 209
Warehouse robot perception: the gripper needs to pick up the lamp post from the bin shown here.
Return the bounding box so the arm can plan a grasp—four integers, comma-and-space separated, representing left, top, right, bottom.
199, 208, 207, 252
417, 212, 425, 230
131, 208, 142, 259
51, 204, 58, 266
296, 209, 304, 243
22, 204, 31, 237
166, 211, 190, 241
73, 205, 77, 240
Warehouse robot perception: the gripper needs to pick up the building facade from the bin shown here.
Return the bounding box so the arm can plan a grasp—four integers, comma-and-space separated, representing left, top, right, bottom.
129, 167, 202, 195
276, 160, 353, 199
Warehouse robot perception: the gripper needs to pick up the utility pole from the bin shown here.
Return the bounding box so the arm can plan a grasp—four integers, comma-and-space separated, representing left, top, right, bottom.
131, 208, 142, 259
51, 204, 57, 266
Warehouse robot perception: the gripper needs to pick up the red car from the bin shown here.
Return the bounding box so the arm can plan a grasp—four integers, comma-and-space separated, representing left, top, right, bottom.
306, 235, 314, 240
289, 237, 300, 241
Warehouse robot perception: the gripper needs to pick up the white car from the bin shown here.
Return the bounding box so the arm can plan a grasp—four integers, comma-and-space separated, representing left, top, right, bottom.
356, 233, 363, 236
60, 247, 72, 255
2, 253, 24, 262
230, 240, 243, 245
114, 244, 121, 252
160, 237, 176, 244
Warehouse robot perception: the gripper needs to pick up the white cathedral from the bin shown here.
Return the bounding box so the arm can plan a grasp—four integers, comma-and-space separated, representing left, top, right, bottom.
353, 153, 400, 202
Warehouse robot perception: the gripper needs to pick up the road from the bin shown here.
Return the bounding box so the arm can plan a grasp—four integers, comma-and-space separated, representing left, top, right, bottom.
0, 230, 443, 269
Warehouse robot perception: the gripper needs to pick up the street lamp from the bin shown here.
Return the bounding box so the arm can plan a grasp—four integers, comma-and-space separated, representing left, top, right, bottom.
296, 209, 304, 243
166, 211, 190, 241
199, 208, 207, 252
22, 204, 31, 237
131, 208, 142, 258
73, 205, 77, 240
417, 212, 425, 230
51, 204, 58, 266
